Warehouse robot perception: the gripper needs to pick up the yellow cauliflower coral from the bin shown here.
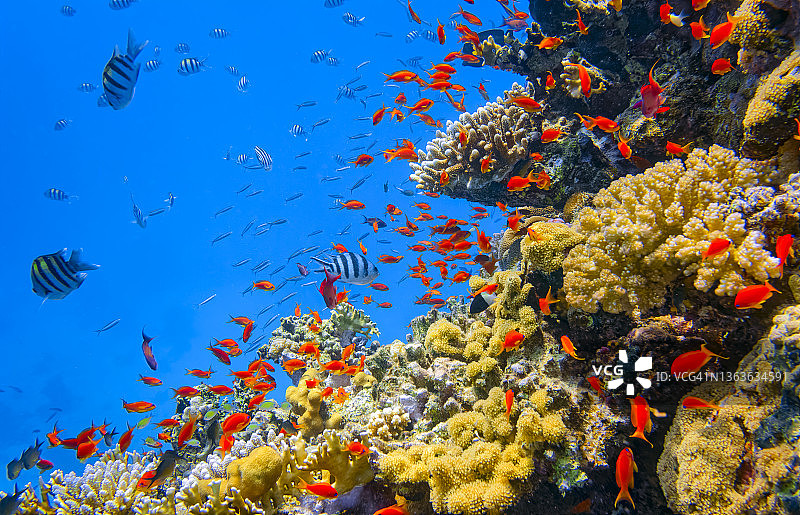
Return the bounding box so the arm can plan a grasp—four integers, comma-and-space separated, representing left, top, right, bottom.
425, 319, 467, 357
521, 222, 586, 273
563, 145, 780, 316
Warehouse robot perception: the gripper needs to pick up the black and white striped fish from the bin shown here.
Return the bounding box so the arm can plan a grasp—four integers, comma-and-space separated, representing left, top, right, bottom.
178, 57, 208, 75
237, 75, 250, 93
174, 43, 190, 53
31, 248, 99, 300
236, 154, 249, 165
102, 29, 148, 110
77, 83, 97, 93
97, 94, 110, 107
209, 28, 229, 39
310, 49, 329, 63
310, 252, 379, 285
421, 30, 437, 42
327, 57, 340, 66
254, 146, 272, 171
61, 5, 76, 16
324, 0, 344, 6
54, 119, 71, 131
289, 124, 307, 139
143, 60, 160, 72
226, 65, 240, 76
44, 188, 77, 202
131, 194, 147, 228
342, 12, 365, 26
109, 0, 136, 10
405, 30, 419, 43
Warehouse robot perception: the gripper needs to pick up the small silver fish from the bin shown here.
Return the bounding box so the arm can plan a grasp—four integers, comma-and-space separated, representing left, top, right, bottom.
211, 232, 232, 245
94, 318, 121, 335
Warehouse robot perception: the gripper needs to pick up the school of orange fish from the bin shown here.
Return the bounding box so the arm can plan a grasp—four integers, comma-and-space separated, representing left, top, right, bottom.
29, 0, 800, 511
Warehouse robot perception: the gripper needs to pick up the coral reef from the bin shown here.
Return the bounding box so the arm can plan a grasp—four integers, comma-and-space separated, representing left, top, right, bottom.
563, 145, 784, 316
408, 82, 534, 204
741, 49, 800, 160
520, 221, 585, 274
367, 406, 412, 439
285, 368, 343, 438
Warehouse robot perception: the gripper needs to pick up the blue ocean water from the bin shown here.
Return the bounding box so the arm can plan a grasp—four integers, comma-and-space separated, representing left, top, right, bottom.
0, 0, 511, 489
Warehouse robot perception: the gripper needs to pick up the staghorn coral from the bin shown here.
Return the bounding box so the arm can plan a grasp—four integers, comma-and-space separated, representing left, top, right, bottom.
563, 145, 783, 316
300, 429, 374, 494
520, 222, 585, 274
367, 406, 411, 439
408, 82, 534, 203
741, 48, 800, 160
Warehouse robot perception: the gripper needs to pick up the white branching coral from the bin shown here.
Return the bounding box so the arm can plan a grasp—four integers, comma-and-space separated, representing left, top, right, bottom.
367, 406, 411, 439
409, 82, 534, 193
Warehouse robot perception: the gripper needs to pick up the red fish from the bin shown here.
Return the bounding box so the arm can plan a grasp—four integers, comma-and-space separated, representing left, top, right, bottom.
541, 128, 564, 143
171, 386, 200, 398
666, 141, 692, 156
348, 441, 369, 455
575, 9, 588, 34
690, 16, 710, 39
283, 359, 307, 374
378, 254, 404, 264
407, 0, 421, 23
122, 399, 156, 413
507, 96, 543, 113
505, 389, 514, 419
352, 154, 374, 167
222, 413, 250, 435
117, 423, 134, 453
248, 392, 266, 410
47, 424, 65, 448
253, 280, 275, 291
539, 286, 559, 314
682, 396, 721, 409
186, 366, 214, 378
536, 37, 563, 49
507, 170, 540, 191
456, 6, 482, 25
701, 238, 731, 260
560, 336, 584, 360
617, 132, 633, 159
735, 281, 780, 309
634, 62, 669, 118
319, 269, 341, 309
242, 321, 254, 342
615, 448, 637, 508
137, 374, 162, 387
776, 234, 794, 277
502, 329, 524, 352
384, 70, 418, 82
711, 58, 735, 75
176, 414, 198, 449
207, 346, 231, 365
208, 385, 234, 395
709, 12, 742, 49
544, 72, 555, 90
629, 395, 655, 446
298, 479, 338, 499
587, 376, 604, 394
671, 343, 728, 374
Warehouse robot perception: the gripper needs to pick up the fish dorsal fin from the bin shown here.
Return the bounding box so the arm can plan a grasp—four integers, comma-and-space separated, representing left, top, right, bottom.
126, 29, 148, 60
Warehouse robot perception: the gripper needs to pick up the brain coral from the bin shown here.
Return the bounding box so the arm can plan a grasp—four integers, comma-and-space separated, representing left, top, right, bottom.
563, 145, 782, 316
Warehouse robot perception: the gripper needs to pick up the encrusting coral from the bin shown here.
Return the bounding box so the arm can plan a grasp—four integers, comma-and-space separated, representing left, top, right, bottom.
563, 145, 783, 316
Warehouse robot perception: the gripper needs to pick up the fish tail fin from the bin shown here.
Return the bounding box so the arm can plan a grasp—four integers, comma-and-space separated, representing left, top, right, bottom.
615, 486, 634, 509
68, 249, 100, 271
126, 29, 149, 60
630, 428, 653, 447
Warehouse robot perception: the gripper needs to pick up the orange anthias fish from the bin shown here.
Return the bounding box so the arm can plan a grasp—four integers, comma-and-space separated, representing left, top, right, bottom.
615, 447, 637, 508
670, 343, 728, 375
436, 19, 446, 44
348, 441, 370, 456
480, 156, 494, 173
709, 12, 742, 49
283, 359, 307, 374
539, 286, 559, 314
507, 210, 524, 231
378, 254, 404, 264
701, 238, 731, 260
186, 367, 214, 378
352, 154, 374, 167
575, 9, 588, 34
221, 413, 250, 435
690, 16, 710, 39
253, 280, 274, 291
176, 413, 198, 449
507, 170, 540, 192
692, 0, 710, 9
560, 336, 584, 360
338, 200, 366, 210
617, 132, 633, 159
407, 0, 421, 23
541, 128, 565, 143
172, 386, 200, 398
544, 72, 555, 90
682, 396, 721, 409
635, 62, 669, 118
456, 5, 482, 25
505, 389, 514, 420
502, 329, 525, 352
373, 105, 387, 125
536, 37, 563, 50
384, 70, 418, 82
117, 423, 134, 453
208, 385, 234, 395
228, 315, 252, 326
477, 230, 492, 252
587, 376, 604, 394
666, 141, 692, 156
776, 234, 794, 277
122, 399, 156, 413
298, 479, 339, 499
137, 374, 162, 387
507, 96, 543, 113
628, 395, 666, 446
711, 58, 735, 75
735, 281, 780, 309
408, 98, 434, 114
394, 92, 406, 105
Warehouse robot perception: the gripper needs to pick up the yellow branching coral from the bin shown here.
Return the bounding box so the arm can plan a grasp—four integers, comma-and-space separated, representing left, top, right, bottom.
521, 222, 586, 273
285, 369, 342, 438
425, 319, 468, 357
742, 48, 800, 159
563, 145, 781, 316
301, 430, 374, 494
378, 387, 568, 515
486, 271, 541, 355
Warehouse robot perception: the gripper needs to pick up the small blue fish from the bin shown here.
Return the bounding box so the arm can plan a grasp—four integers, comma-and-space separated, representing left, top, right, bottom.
342, 12, 365, 26
141, 328, 157, 370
